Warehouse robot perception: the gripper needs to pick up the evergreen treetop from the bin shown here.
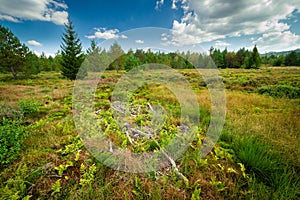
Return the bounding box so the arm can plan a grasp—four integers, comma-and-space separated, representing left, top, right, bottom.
60, 19, 86, 80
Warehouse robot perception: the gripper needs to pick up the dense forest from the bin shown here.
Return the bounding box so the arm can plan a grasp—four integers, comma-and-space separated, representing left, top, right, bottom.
1, 23, 300, 80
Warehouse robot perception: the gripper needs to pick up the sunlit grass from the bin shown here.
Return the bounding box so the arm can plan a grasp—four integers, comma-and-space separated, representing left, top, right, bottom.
0, 68, 299, 199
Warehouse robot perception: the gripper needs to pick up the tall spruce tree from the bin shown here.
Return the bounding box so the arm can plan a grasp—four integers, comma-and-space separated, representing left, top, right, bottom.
108, 42, 124, 72
86, 40, 103, 71
60, 19, 86, 80
252, 45, 261, 69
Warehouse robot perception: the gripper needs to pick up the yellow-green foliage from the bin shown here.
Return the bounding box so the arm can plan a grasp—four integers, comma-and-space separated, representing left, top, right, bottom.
0, 68, 299, 199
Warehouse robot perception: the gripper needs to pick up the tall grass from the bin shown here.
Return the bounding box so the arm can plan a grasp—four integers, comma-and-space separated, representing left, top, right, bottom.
221, 130, 300, 199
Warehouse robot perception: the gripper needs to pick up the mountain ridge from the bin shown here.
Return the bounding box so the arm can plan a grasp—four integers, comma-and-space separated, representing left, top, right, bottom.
261, 48, 300, 56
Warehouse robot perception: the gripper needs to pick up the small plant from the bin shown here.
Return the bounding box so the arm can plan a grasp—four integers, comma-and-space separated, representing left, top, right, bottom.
18, 98, 40, 115
238, 163, 249, 179
0, 164, 32, 199
57, 135, 83, 155
55, 161, 74, 176
0, 118, 27, 167
51, 179, 62, 196
132, 176, 143, 197
79, 163, 97, 187
191, 185, 201, 200
210, 177, 227, 193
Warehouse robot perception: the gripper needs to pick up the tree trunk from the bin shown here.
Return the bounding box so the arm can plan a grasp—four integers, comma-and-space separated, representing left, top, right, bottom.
10, 66, 18, 79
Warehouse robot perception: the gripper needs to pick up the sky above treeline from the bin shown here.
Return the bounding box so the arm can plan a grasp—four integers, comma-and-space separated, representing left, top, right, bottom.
0, 0, 300, 57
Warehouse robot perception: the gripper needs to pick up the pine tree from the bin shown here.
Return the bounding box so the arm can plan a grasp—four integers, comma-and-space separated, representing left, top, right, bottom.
60, 19, 86, 80
0, 25, 30, 79
125, 50, 140, 71
86, 40, 101, 71
108, 42, 124, 72
244, 45, 261, 69
252, 45, 261, 69
86, 40, 99, 54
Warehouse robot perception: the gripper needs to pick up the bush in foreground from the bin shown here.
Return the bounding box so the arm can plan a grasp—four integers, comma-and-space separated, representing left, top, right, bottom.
0, 118, 27, 167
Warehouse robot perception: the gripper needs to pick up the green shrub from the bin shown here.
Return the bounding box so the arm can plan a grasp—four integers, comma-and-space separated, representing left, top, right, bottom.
0, 118, 27, 167
257, 85, 300, 99
0, 104, 24, 123
18, 98, 40, 115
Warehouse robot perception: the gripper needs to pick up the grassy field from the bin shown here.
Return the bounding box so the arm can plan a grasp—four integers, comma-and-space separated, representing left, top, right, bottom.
0, 67, 299, 199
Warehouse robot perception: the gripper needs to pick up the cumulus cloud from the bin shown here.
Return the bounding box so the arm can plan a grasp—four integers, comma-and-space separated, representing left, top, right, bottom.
155, 0, 164, 10
252, 31, 300, 52
135, 39, 144, 44
27, 40, 42, 46
163, 0, 300, 51
86, 28, 128, 40
0, 0, 68, 25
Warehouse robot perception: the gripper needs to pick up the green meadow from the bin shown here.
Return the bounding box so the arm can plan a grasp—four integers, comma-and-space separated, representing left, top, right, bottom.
0, 67, 299, 199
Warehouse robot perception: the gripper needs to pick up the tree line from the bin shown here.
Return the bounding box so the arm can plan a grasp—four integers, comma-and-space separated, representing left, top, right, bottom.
0, 20, 298, 80
209, 46, 261, 69
261, 51, 300, 67
0, 25, 63, 79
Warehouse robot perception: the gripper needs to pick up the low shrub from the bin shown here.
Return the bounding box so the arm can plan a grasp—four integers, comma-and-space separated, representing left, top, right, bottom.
0, 118, 28, 167
257, 85, 300, 99
18, 98, 40, 116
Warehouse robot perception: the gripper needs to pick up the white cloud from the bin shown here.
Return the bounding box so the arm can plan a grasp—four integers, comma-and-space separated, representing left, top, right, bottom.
215, 40, 231, 48
135, 39, 144, 44
0, 14, 20, 22
155, 0, 164, 10
156, 0, 184, 10
27, 40, 42, 46
171, 0, 181, 9
51, 11, 69, 25
86, 28, 128, 40
253, 31, 300, 52
32, 50, 55, 58
0, 0, 68, 25
160, 33, 169, 42
165, 0, 300, 51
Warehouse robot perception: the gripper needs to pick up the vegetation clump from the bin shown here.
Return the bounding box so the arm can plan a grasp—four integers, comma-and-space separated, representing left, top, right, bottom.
257, 85, 300, 99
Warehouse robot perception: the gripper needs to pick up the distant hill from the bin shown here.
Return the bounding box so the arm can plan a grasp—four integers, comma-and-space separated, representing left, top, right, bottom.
261, 49, 300, 57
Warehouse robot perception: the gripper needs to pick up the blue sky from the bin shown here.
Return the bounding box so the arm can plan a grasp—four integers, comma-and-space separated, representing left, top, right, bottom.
1, 0, 300, 56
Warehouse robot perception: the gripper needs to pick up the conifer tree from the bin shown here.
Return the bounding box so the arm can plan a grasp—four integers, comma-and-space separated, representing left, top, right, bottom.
252, 45, 261, 69
60, 19, 86, 80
